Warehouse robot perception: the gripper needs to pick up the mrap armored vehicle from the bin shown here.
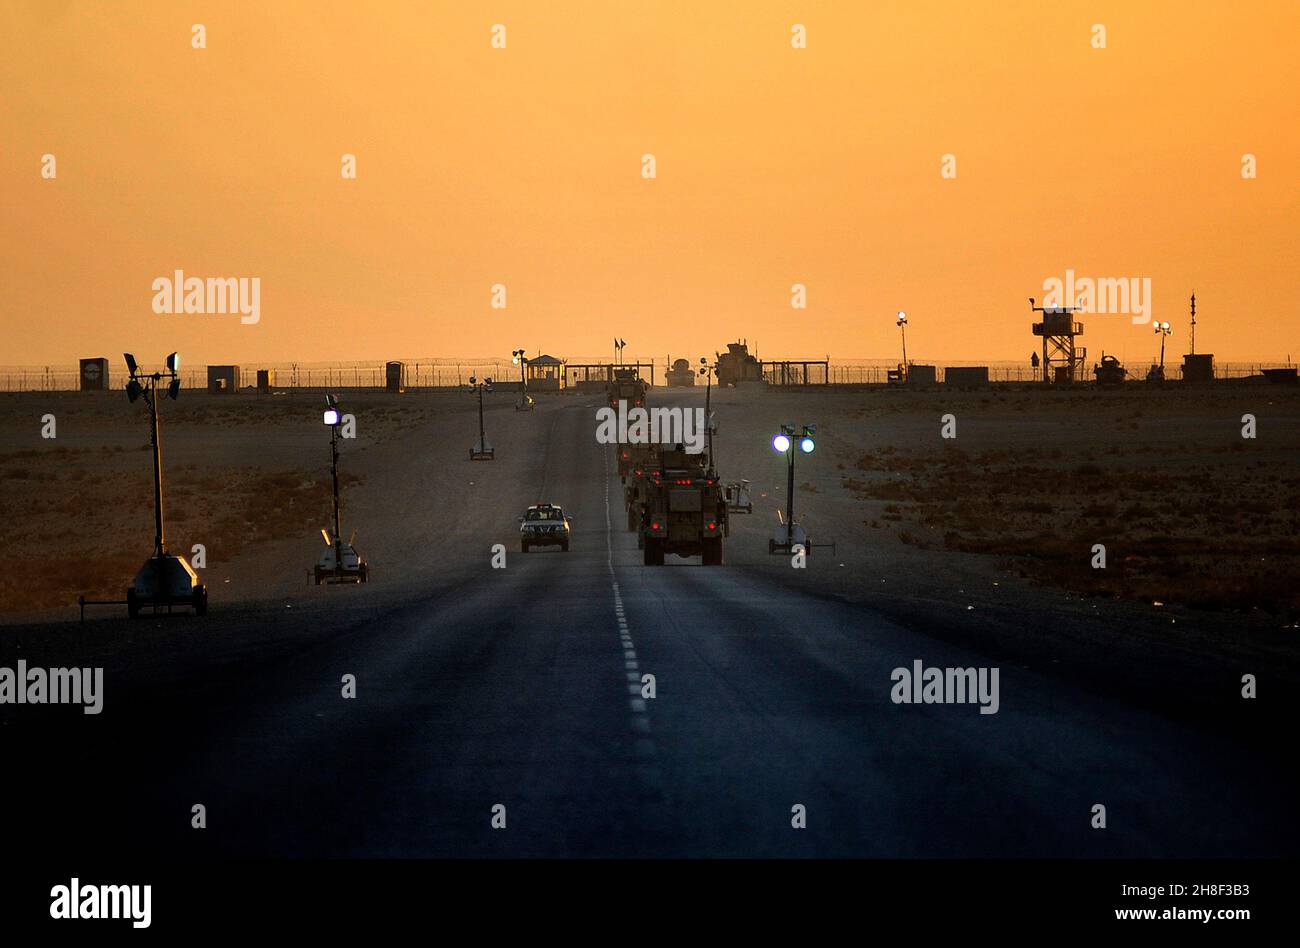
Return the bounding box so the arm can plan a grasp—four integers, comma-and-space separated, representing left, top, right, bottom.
641, 446, 727, 565
623, 443, 663, 537
665, 358, 695, 387
519, 503, 571, 552
618, 439, 658, 484
606, 367, 648, 409
714, 340, 763, 387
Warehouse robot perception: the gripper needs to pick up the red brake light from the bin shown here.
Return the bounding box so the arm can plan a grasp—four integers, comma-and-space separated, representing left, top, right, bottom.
652, 522, 661, 530
708, 521, 716, 530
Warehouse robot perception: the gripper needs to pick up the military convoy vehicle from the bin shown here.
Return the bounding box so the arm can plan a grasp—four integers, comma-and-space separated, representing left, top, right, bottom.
715, 340, 763, 387
606, 367, 648, 409
639, 445, 727, 565
665, 358, 695, 387
623, 444, 663, 537
1093, 354, 1128, 385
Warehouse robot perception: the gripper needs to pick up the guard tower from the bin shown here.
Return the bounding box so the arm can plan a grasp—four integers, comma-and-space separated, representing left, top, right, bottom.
1030, 298, 1085, 383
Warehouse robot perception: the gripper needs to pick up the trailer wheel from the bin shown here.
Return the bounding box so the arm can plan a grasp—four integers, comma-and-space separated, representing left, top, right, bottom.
560, 540, 570, 552
644, 538, 665, 566
521, 540, 529, 553
768, 539, 776, 554
626, 507, 638, 532
192, 585, 208, 616
126, 588, 140, 620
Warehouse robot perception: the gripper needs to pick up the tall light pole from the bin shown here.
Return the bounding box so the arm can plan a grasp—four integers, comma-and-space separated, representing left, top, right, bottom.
771, 423, 816, 550
512, 348, 531, 410
125, 352, 181, 557
1154, 321, 1173, 379
323, 395, 344, 576
699, 357, 715, 471
469, 375, 495, 459
896, 311, 909, 380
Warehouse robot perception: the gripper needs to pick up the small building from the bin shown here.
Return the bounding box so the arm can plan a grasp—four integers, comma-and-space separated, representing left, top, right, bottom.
207, 365, 240, 394
944, 366, 989, 388
907, 364, 937, 386
1181, 353, 1214, 383
1262, 367, 1298, 385
526, 354, 564, 392
79, 357, 109, 391
385, 361, 405, 393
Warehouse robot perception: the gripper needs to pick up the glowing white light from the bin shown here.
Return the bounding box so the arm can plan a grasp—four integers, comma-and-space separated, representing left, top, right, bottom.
772, 434, 792, 453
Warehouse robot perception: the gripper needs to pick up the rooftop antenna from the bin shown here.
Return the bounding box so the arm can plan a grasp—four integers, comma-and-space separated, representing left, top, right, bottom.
1189, 293, 1197, 356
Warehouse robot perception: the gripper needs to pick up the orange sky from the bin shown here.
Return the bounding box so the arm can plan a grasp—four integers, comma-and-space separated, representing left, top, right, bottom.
2, 0, 1297, 367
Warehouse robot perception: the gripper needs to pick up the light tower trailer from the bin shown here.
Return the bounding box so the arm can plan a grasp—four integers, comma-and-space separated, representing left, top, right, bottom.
469, 375, 496, 459
315, 395, 369, 585
122, 351, 207, 619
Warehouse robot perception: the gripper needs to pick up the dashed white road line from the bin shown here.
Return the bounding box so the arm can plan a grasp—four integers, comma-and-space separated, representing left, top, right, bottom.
604, 447, 656, 761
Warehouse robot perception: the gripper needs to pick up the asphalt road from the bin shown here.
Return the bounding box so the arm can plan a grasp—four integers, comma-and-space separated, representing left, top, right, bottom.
1, 396, 1291, 859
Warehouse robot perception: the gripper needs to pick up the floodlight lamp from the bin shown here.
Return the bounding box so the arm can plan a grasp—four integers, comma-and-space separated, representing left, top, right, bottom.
800, 437, 816, 454
165, 352, 180, 372
124, 352, 138, 374
167, 379, 181, 400
126, 379, 142, 403
772, 434, 792, 453
323, 408, 340, 426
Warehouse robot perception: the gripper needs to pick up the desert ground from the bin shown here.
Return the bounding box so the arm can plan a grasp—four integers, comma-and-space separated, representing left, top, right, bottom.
1, 380, 1296, 859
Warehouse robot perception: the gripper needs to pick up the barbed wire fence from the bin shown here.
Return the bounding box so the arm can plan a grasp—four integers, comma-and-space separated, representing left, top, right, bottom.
0, 358, 1294, 393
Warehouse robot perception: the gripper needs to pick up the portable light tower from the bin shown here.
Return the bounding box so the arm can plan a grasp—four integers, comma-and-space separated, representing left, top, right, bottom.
769, 423, 816, 554
469, 375, 495, 459
512, 349, 534, 411
1153, 321, 1174, 380
698, 356, 717, 472
896, 311, 909, 380
315, 395, 368, 584
123, 351, 206, 618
